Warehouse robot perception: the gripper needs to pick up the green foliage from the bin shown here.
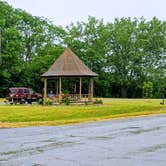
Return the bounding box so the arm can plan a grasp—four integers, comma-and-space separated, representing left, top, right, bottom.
84, 100, 89, 105
0, 1, 166, 98
143, 81, 153, 98
93, 99, 103, 104
44, 98, 53, 105
0, 1, 64, 96
37, 98, 43, 105
63, 97, 71, 105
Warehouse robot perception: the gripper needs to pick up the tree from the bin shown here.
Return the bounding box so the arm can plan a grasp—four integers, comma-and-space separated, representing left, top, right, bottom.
0, 1, 64, 96
1, 1, 166, 98
143, 81, 153, 98
63, 17, 111, 96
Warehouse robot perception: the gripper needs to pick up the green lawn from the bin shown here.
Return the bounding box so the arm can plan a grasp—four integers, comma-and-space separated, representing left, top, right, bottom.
0, 98, 5, 102
0, 99, 165, 128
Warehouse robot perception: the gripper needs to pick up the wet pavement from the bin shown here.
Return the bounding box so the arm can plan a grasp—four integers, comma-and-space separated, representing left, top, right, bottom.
1, 115, 166, 166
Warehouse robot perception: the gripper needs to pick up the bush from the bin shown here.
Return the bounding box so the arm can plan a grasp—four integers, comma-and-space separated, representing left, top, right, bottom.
63, 97, 70, 105
38, 98, 43, 105
84, 100, 88, 105
93, 99, 103, 104
44, 98, 53, 105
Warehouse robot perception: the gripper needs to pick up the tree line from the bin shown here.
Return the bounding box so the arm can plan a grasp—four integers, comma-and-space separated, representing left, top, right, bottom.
0, 1, 166, 98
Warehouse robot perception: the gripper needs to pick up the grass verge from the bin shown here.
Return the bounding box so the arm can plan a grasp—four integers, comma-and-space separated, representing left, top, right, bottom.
0, 99, 165, 128
0, 98, 5, 102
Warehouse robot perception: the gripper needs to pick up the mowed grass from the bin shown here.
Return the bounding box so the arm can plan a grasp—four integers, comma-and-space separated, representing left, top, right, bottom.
0, 98, 5, 102
0, 98, 165, 128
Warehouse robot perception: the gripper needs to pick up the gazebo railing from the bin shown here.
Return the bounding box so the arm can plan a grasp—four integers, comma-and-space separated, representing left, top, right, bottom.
65, 94, 89, 102
47, 94, 91, 103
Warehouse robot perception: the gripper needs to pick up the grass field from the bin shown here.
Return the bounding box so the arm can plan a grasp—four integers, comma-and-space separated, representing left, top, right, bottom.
0, 98, 165, 128
0, 98, 4, 102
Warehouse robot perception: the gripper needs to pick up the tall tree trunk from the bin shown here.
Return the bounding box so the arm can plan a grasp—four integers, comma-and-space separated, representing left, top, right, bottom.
121, 86, 127, 98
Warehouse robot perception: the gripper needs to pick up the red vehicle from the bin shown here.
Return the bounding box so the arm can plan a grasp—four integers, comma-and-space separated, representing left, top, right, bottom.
6, 87, 42, 104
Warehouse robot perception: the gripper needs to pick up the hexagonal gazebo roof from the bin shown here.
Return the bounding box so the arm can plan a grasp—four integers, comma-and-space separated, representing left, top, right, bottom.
42, 48, 98, 77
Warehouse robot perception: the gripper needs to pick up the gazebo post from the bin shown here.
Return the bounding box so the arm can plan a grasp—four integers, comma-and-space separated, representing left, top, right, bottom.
91, 77, 94, 100
88, 77, 94, 101
44, 78, 47, 102
56, 79, 59, 95
79, 77, 82, 100
59, 77, 62, 102
88, 77, 91, 101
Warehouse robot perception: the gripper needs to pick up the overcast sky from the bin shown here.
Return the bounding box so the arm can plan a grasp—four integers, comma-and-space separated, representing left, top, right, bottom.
4, 0, 166, 27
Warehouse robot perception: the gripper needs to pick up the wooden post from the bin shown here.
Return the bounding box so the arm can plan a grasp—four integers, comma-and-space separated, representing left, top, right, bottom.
88, 77, 94, 101
56, 79, 59, 95
91, 77, 94, 100
59, 77, 62, 102
79, 77, 82, 100
44, 78, 47, 102
88, 77, 91, 101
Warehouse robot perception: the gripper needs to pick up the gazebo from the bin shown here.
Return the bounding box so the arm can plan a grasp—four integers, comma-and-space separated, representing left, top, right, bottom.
41, 48, 98, 103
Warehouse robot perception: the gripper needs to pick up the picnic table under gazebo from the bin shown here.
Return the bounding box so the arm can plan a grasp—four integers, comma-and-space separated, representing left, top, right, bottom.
41, 48, 98, 103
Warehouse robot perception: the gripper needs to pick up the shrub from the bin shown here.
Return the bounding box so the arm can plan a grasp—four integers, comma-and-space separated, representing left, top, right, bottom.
63, 97, 70, 105
44, 98, 53, 105
38, 98, 43, 105
93, 99, 103, 104
84, 100, 88, 105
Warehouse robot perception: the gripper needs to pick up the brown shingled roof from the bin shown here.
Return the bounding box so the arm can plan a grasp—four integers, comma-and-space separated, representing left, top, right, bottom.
42, 48, 98, 77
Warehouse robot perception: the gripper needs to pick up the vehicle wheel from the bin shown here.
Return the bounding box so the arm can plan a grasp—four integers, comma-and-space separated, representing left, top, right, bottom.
20, 100, 25, 104
27, 100, 32, 104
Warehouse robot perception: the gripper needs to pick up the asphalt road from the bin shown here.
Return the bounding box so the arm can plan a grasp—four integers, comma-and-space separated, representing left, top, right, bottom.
1, 115, 166, 166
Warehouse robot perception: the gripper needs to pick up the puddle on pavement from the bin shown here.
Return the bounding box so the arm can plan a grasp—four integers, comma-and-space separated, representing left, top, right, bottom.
142, 144, 166, 153
129, 126, 161, 135
92, 136, 113, 140
0, 140, 82, 161
120, 126, 141, 130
